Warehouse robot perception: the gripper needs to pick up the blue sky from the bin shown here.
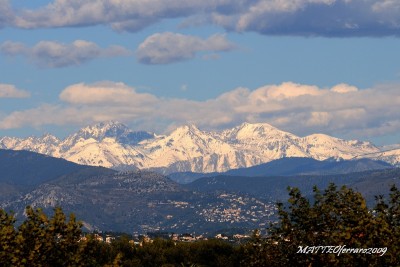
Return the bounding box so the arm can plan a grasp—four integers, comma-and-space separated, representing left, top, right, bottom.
0, 0, 400, 145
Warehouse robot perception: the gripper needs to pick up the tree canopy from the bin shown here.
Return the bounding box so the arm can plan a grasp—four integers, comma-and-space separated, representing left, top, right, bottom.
243, 184, 400, 266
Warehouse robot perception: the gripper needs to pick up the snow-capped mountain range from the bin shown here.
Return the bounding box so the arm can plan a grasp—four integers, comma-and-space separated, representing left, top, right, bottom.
1, 121, 399, 173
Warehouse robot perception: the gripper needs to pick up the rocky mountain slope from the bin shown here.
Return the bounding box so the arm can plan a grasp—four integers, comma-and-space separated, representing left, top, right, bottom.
1, 121, 398, 173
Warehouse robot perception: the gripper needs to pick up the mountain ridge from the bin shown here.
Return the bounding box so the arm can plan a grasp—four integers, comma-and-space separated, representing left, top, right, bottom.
1, 121, 399, 173
167, 157, 394, 184
0, 148, 114, 200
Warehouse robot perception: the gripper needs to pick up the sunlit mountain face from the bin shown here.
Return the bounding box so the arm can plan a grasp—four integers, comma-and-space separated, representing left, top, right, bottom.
1, 121, 398, 173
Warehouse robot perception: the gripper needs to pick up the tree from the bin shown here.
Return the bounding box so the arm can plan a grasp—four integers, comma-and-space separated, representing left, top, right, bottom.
0, 206, 88, 267
373, 185, 400, 265
0, 209, 18, 266
240, 229, 271, 267
246, 184, 399, 267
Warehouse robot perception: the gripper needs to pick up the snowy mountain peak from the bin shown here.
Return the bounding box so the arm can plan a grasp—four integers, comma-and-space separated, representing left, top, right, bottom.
170, 124, 202, 137
237, 122, 283, 134
63, 121, 155, 146
224, 122, 296, 141
75, 121, 130, 140
1, 121, 398, 172
305, 133, 340, 142
39, 133, 60, 145
238, 121, 276, 129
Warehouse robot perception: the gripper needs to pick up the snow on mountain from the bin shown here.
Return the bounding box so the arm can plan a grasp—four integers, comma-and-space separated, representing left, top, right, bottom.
60, 137, 145, 168
0, 134, 61, 156
353, 147, 400, 167
1, 121, 398, 172
221, 122, 295, 142
376, 149, 400, 166
301, 134, 380, 160
220, 122, 309, 161
61, 121, 154, 150
139, 124, 240, 172
58, 121, 155, 168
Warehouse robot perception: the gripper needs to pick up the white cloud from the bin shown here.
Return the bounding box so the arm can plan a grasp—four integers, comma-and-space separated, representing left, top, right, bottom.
0, 84, 30, 98
14, 0, 225, 30
259, 82, 323, 100
372, 0, 400, 12
330, 83, 358, 93
307, 111, 331, 126
136, 32, 236, 64
0, 40, 131, 68
9, 0, 400, 37
1, 81, 400, 141
211, 0, 400, 37
0, 41, 26, 55
60, 81, 158, 105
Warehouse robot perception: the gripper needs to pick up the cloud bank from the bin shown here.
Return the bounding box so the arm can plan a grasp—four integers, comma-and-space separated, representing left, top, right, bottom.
0, 40, 131, 68
5, 0, 400, 37
1, 81, 399, 140
136, 33, 236, 64
0, 84, 30, 98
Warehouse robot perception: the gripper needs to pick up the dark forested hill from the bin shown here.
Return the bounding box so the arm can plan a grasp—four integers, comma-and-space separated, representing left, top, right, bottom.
0, 149, 114, 187
224, 157, 393, 176
0, 149, 115, 199
169, 157, 393, 184
186, 168, 400, 205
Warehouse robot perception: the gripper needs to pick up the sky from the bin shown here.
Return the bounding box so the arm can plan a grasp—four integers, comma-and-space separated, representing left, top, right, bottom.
0, 0, 400, 146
